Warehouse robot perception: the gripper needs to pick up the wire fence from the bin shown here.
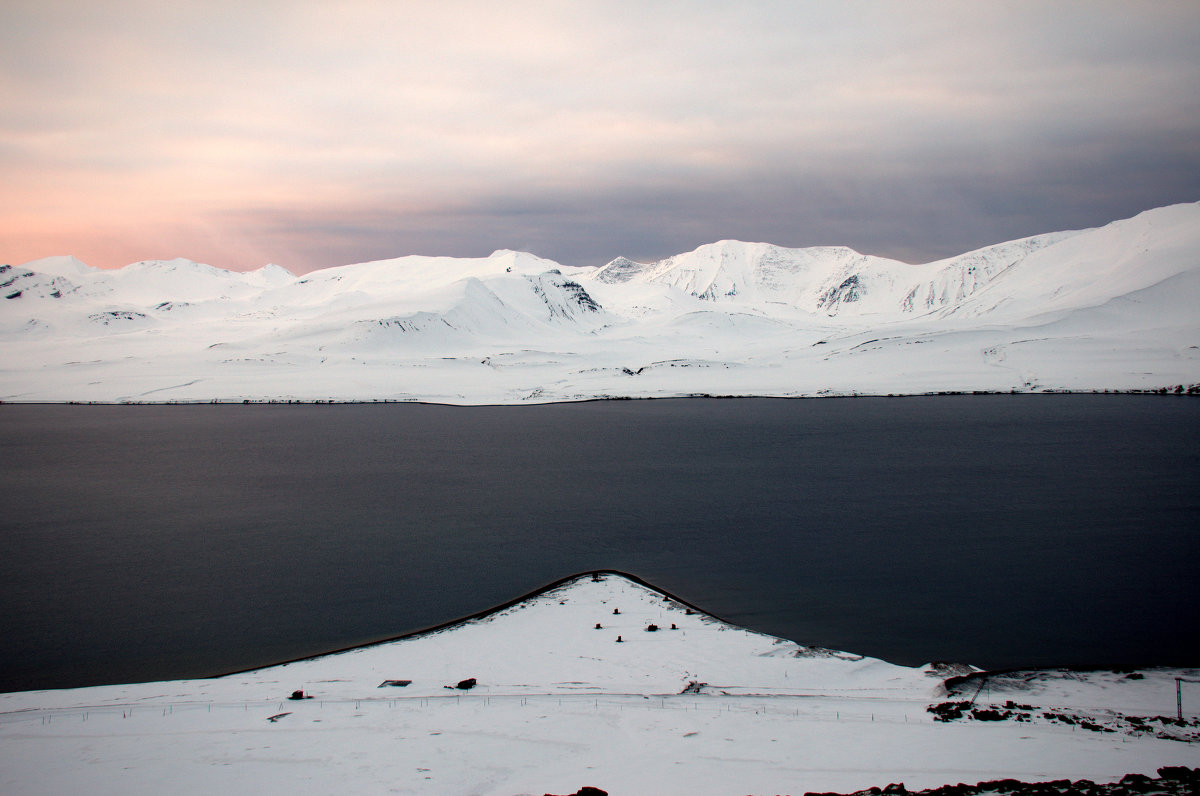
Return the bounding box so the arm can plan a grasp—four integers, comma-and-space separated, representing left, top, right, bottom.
5, 689, 1195, 732
0, 692, 924, 728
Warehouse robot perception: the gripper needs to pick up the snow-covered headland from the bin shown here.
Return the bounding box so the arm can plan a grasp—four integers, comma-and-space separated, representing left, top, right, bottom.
1, 572, 1197, 795
2, 203, 1199, 404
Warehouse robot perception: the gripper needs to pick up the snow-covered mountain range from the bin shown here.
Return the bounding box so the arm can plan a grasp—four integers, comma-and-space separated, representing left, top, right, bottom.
3, 203, 1198, 403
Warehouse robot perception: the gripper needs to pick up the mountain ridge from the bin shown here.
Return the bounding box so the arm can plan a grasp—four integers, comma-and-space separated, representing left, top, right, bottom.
2, 202, 1197, 403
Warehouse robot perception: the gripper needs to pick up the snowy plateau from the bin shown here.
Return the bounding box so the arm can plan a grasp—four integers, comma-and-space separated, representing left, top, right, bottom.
2, 202, 1199, 404
1, 572, 1198, 796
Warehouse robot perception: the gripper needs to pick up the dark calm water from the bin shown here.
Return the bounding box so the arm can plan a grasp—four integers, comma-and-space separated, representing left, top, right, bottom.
1, 396, 1197, 693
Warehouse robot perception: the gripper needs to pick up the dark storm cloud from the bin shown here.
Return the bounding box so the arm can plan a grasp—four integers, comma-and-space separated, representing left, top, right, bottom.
2, 1, 1197, 272
227, 116, 1200, 272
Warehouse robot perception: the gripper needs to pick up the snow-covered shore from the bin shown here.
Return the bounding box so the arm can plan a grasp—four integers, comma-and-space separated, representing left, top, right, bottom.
2, 572, 1197, 795
3, 203, 1199, 404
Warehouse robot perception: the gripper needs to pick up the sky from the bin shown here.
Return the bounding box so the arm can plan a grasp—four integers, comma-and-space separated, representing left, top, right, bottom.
2, 1, 1198, 274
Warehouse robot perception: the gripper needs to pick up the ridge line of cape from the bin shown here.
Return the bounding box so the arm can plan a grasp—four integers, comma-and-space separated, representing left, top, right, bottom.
209, 570, 732, 679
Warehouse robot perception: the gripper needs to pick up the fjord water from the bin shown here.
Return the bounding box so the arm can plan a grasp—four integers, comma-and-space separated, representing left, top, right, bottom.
1, 396, 1197, 693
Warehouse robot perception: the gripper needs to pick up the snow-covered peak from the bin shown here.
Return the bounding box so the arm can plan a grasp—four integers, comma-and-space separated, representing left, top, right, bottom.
307, 250, 563, 293
941, 200, 1200, 321
121, 257, 238, 286
88, 258, 283, 304
0, 263, 79, 302
245, 263, 296, 287
592, 255, 651, 284
15, 255, 95, 279
6, 256, 299, 308
121, 257, 223, 275
590, 239, 904, 310
486, 249, 570, 275
341, 268, 607, 353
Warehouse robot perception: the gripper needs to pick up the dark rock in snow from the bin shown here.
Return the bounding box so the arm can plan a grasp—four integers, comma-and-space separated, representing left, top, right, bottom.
801, 767, 1200, 795
926, 701, 971, 721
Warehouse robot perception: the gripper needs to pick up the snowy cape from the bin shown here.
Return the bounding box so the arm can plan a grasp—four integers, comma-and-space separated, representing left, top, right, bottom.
2, 202, 1199, 403
1, 572, 1197, 795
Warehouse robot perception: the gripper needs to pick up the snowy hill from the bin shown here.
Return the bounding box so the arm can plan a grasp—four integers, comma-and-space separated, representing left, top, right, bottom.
2, 203, 1198, 403
1, 572, 1196, 795
590, 234, 1086, 317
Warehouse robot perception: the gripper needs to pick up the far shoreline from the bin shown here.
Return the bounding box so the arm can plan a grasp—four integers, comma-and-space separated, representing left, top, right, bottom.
2, 386, 1199, 408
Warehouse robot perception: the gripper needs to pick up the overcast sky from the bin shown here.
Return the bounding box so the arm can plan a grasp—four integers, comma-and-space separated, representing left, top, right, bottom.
2, 1, 1198, 273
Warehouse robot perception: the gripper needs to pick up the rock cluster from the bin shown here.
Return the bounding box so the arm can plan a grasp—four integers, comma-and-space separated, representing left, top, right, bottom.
803, 766, 1200, 796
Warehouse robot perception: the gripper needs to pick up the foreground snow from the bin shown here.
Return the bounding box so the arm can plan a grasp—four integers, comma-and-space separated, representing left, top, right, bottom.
1, 573, 1197, 795
2, 203, 1199, 403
